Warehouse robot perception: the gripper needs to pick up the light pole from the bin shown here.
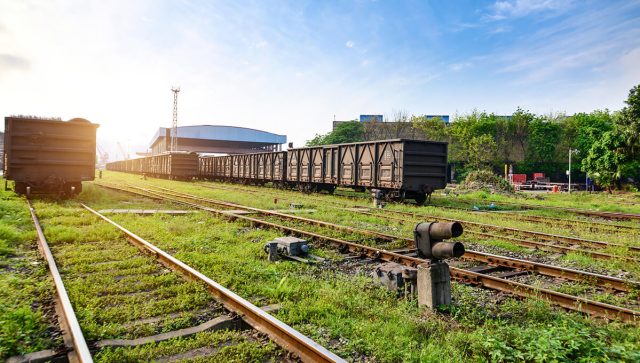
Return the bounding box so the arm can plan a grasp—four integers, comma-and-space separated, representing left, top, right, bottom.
568, 149, 578, 193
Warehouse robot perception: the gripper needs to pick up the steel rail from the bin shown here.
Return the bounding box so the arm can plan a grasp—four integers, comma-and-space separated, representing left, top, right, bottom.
435, 204, 640, 232
136, 185, 640, 291
349, 208, 637, 262
97, 183, 640, 321
81, 203, 345, 363
27, 200, 94, 363
198, 182, 640, 233
450, 198, 640, 221
370, 208, 640, 253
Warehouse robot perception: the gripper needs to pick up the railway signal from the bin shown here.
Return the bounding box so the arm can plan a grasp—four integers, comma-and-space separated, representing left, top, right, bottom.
414, 221, 465, 309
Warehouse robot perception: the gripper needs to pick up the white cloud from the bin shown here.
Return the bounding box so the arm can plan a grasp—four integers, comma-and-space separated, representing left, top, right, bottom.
448, 62, 472, 72
253, 40, 269, 49
345, 40, 354, 48
487, 0, 572, 20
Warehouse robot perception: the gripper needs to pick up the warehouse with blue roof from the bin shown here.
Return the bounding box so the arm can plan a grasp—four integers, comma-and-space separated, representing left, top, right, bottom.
149, 125, 287, 155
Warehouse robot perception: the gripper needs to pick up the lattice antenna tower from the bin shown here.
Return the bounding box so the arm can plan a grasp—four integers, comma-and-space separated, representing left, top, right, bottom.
170, 86, 181, 152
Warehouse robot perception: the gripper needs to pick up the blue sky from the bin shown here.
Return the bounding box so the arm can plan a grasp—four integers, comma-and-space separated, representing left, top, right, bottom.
1, 0, 639, 157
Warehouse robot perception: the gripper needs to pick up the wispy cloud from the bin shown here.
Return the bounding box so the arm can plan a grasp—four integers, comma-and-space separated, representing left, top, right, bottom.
345, 40, 355, 48
486, 0, 572, 20
0, 54, 30, 73
448, 62, 472, 72
490, 2, 640, 84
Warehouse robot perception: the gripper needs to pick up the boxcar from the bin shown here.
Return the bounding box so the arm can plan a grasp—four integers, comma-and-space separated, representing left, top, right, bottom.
199, 151, 287, 185
106, 152, 199, 180
288, 139, 448, 204
3, 117, 98, 196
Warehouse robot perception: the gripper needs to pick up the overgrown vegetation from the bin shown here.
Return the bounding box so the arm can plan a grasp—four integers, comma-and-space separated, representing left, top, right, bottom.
3, 176, 640, 361
0, 188, 58, 359
88, 174, 640, 361
458, 170, 514, 194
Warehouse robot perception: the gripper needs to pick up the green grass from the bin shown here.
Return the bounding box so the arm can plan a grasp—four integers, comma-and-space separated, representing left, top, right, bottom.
94, 330, 281, 362
84, 179, 640, 361
5, 173, 639, 361
0, 186, 59, 359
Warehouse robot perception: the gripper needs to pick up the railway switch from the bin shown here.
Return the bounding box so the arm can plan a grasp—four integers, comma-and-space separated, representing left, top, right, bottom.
264, 236, 311, 262
413, 221, 465, 309
372, 262, 417, 298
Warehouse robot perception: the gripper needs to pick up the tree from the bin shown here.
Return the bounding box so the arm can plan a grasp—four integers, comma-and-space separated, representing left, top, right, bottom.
526, 117, 562, 164
411, 115, 449, 142
581, 131, 627, 192
466, 134, 497, 170
510, 107, 533, 159
566, 111, 614, 168
617, 84, 640, 158
305, 121, 365, 146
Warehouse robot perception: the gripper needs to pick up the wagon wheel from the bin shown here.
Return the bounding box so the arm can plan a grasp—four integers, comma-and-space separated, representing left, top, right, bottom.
14, 182, 27, 195
414, 193, 427, 206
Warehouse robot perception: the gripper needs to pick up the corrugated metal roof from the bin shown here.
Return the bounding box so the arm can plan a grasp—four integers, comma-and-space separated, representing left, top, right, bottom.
150, 125, 287, 147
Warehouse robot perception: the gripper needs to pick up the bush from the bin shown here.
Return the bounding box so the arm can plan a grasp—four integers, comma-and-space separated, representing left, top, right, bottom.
459, 170, 514, 194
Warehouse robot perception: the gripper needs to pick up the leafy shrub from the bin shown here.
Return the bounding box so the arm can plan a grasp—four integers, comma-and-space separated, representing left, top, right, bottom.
458, 170, 514, 193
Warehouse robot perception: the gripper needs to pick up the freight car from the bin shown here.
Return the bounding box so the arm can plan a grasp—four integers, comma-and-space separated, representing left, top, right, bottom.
198, 139, 448, 204
107, 139, 448, 204
199, 151, 287, 186
106, 152, 199, 180
287, 139, 447, 204
3, 116, 98, 196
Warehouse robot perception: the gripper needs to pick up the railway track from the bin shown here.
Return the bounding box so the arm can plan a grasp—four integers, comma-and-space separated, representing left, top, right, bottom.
23, 199, 343, 362
364, 209, 640, 254
308, 190, 640, 251
97, 182, 640, 322
193, 182, 639, 262
128, 184, 640, 290
432, 203, 640, 233
197, 181, 640, 235
439, 197, 640, 221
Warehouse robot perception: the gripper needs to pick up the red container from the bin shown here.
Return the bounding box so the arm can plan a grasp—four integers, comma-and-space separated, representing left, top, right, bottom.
533, 172, 545, 179
510, 174, 527, 184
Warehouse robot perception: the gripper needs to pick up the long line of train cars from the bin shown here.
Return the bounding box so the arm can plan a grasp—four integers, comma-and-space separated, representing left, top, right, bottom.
3, 116, 98, 196
107, 139, 448, 204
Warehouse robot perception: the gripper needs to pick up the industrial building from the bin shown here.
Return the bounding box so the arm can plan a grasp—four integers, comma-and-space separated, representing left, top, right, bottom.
148, 125, 287, 155
332, 114, 450, 141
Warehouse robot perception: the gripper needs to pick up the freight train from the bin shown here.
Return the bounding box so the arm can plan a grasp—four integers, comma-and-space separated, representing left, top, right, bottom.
3, 116, 99, 196
107, 139, 448, 204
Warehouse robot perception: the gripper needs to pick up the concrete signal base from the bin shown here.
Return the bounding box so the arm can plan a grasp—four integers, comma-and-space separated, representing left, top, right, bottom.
417, 261, 452, 308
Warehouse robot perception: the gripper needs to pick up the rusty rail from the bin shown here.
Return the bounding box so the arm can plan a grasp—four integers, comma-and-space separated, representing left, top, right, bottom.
129, 185, 640, 291
435, 204, 640, 232
448, 198, 640, 221
97, 183, 640, 322
196, 182, 640, 233
27, 200, 94, 363
381, 209, 639, 253
350, 208, 637, 262
80, 203, 344, 363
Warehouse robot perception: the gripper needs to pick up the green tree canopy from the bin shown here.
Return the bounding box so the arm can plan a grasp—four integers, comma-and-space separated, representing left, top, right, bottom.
305, 121, 365, 146
581, 131, 627, 191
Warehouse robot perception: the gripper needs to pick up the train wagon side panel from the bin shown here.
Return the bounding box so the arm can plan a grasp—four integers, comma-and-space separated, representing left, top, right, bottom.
401, 140, 448, 192
4, 117, 99, 194
338, 144, 357, 186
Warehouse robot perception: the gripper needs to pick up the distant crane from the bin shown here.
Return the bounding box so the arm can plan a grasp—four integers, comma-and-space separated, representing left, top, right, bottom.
170, 86, 180, 152
96, 144, 109, 167
117, 141, 129, 160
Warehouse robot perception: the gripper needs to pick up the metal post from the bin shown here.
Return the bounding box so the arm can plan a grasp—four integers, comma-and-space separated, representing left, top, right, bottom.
568, 149, 572, 194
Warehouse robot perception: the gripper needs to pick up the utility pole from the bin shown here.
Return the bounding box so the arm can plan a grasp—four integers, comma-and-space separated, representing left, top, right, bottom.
171, 87, 180, 152
568, 149, 578, 193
